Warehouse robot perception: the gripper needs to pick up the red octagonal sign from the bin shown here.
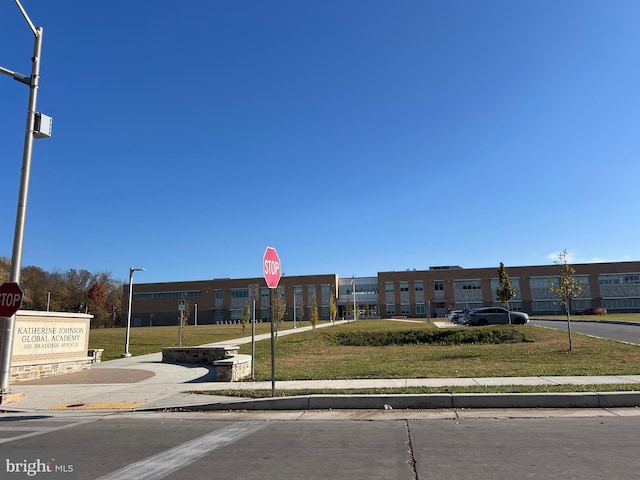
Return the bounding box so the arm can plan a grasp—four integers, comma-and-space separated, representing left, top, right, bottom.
263, 246, 281, 289
0, 282, 23, 317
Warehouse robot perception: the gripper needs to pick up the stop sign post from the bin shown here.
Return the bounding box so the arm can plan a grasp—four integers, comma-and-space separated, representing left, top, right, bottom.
263, 246, 281, 289
263, 246, 281, 397
0, 283, 23, 318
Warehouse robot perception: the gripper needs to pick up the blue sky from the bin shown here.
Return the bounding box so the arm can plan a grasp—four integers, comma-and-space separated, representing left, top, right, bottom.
1, 1, 638, 284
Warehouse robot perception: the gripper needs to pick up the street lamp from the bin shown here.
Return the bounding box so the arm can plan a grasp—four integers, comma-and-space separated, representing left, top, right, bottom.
0, 1, 50, 396
122, 267, 144, 358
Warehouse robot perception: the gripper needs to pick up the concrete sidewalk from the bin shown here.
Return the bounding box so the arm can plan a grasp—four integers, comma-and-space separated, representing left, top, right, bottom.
3, 320, 640, 412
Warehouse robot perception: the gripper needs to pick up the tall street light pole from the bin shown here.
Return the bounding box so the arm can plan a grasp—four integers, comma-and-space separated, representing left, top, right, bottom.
122, 268, 144, 358
0, 1, 48, 396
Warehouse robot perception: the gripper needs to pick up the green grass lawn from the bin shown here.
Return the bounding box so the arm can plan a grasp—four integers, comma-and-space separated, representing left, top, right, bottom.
90, 318, 640, 380
89, 322, 282, 361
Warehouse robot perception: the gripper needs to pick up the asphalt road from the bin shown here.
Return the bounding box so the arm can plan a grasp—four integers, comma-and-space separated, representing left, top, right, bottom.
2, 410, 640, 480
531, 319, 640, 345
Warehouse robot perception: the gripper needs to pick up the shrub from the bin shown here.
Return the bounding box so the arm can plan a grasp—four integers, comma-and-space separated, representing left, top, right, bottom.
328, 327, 529, 347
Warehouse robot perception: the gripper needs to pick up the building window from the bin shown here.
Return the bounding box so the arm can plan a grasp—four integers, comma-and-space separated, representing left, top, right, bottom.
599, 274, 640, 285
231, 289, 248, 299
215, 290, 224, 300
399, 282, 409, 292
414, 281, 424, 292
400, 304, 411, 315
386, 304, 396, 315
416, 303, 425, 314
261, 288, 270, 298
602, 298, 640, 309
434, 281, 443, 291
385, 282, 394, 293
136, 290, 202, 300
531, 300, 562, 312
454, 280, 481, 290
491, 301, 523, 311
490, 278, 521, 291
574, 275, 589, 286
308, 285, 316, 298
530, 277, 556, 289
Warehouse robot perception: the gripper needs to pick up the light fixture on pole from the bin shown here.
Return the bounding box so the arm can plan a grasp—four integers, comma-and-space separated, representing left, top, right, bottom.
122, 267, 144, 358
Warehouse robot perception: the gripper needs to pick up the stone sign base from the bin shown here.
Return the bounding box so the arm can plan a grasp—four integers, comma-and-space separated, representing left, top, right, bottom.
11, 358, 94, 383
162, 345, 252, 382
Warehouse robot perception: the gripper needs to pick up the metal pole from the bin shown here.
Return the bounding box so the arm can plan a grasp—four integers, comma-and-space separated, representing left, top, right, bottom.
122, 268, 143, 358
0, 19, 43, 394
194, 303, 198, 326
270, 288, 276, 397
46, 291, 50, 311
251, 299, 255, 380
122, 269, 134, 357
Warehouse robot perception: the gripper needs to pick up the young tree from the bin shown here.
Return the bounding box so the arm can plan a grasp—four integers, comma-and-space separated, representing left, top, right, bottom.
345, 301, 352, 321
309, 294, 319, 330
241, 302, 251, 333
272, 290, 287, 339
329, 295, 337, 325
549, 250, 583, 351
496, 262, 517, 324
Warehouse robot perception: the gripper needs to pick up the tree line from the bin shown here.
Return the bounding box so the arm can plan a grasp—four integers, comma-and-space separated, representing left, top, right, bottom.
0, 257, 124, 328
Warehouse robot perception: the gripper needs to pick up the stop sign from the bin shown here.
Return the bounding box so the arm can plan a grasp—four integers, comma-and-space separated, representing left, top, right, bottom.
263, 246, 281, 288
0, 282, 23, 317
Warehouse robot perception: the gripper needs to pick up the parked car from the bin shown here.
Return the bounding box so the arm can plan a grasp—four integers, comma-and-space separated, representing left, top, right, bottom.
457, 308, 475, 325
448, 310, 463, 322
467, 307, 529, 326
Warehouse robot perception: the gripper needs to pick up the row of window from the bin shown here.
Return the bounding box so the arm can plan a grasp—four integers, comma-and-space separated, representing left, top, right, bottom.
138, 275, 640, 305
599, 275, 640, 285
135, 291, 202, 300
602, 298, 640, 309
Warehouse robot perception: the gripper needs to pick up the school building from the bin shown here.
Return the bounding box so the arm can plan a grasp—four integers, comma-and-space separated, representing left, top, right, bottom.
121, 261, 640, 326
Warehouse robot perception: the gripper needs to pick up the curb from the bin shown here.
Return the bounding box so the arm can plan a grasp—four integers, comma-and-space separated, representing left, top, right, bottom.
143, 392, 640, 412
